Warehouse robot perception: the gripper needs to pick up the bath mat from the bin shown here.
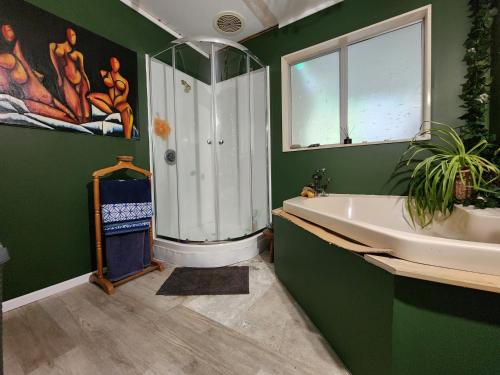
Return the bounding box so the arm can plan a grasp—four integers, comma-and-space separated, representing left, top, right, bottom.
156, 266, 249, 296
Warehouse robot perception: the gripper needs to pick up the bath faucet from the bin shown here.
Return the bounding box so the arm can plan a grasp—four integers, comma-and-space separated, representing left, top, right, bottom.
310, 168, 331, 196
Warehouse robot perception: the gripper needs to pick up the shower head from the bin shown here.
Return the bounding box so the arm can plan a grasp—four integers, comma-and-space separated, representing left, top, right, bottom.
181, 79, 192, 93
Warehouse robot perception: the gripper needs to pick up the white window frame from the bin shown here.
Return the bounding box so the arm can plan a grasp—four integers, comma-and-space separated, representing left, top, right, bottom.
281, 5, 432, 152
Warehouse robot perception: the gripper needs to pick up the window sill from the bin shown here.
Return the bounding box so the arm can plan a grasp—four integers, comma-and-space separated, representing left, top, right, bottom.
282, 134, 430, 152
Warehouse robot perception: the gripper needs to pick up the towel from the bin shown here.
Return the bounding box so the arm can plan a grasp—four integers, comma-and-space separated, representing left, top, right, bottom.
105, 231, 151, 281
100, 179, 153, 235
100, 179, 153, 281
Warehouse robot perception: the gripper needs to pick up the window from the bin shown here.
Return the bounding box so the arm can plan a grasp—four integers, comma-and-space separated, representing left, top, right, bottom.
281, 6, 431, 152
290, 51, 340, 147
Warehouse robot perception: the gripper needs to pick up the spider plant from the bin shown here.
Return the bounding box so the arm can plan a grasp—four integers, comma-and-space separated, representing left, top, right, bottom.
404, 122, 500, 227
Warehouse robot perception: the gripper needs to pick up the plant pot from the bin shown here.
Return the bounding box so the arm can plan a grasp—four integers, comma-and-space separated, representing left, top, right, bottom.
454, 169, 473, 201
343, 137, 352, 144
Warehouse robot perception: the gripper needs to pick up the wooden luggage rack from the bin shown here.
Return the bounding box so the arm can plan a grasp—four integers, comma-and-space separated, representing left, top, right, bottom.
90, 155, 164, 295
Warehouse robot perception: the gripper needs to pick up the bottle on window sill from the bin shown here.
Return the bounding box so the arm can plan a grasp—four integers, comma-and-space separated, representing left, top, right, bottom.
343, 137, 352, 144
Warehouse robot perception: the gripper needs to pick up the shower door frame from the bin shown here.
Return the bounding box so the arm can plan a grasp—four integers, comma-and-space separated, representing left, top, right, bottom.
145, 50, 272, 245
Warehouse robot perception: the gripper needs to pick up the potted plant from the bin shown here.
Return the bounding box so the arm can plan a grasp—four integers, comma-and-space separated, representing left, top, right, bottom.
404, 123, 500, 227
304, 168, 331, 196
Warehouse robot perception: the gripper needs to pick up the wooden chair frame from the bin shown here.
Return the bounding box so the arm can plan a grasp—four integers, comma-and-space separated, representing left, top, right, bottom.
90, 155, 164, 295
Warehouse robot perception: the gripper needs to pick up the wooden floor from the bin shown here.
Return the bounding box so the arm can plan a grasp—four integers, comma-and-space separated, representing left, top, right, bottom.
4, 254, 350, 375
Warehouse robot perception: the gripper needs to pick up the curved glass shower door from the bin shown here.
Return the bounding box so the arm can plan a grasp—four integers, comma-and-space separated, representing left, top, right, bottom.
214, 45, 253, 240
149, 38, 269, 243
173, 43, 217, 241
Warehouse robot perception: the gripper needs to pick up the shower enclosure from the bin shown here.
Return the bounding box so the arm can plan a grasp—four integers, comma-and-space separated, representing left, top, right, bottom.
148, 37, 269, 266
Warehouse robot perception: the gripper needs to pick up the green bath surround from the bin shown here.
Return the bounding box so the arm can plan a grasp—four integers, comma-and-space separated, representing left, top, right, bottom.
274, 216, 500, 375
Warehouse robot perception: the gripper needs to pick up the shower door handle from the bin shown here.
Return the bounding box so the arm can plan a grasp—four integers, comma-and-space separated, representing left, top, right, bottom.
218, 139, 224, 145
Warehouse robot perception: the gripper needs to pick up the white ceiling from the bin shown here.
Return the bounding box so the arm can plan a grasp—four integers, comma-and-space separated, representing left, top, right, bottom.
121, 0, 343, 42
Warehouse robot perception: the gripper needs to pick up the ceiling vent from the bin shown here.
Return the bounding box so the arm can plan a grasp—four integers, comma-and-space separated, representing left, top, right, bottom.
214, 11, 244, 35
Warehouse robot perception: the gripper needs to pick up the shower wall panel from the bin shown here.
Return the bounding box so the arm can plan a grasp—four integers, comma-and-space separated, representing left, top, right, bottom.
174, 68, 215, 241
150, 59, 178, 239
215, 72, 252, 239
151, 59, 215, 241
250, 68, 269, 231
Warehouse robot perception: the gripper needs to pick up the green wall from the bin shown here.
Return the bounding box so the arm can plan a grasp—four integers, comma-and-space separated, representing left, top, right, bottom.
0, 0, 175, 300
244, 0, 470, 208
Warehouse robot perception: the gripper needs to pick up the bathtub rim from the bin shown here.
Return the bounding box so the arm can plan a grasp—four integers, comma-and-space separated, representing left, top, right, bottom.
283, 194, 500, 277
283, 194, 500, 250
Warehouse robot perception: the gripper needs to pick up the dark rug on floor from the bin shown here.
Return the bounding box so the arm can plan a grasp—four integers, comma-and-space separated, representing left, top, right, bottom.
156, 266, 249, 296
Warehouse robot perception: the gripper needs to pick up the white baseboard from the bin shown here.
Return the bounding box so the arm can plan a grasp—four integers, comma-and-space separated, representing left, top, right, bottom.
3, 272, 93, 312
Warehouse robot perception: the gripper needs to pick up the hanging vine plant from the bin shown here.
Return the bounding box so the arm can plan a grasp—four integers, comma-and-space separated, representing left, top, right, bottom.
457, 0, 500, 209
459, 0, 497, 144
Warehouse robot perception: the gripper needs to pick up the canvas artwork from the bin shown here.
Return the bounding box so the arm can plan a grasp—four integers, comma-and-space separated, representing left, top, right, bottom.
0, 0, 139, 139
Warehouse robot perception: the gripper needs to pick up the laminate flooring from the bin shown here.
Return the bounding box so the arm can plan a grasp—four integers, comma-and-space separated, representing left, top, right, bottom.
4, 253, 350, 375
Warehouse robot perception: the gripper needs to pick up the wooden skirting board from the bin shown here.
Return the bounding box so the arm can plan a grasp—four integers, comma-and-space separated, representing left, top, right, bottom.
272, 208, 392, 254
365, 255, 500, 295
273, 208, 500, 295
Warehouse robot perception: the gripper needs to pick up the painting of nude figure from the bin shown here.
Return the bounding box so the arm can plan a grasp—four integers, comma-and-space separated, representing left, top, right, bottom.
0, 0, 138, 139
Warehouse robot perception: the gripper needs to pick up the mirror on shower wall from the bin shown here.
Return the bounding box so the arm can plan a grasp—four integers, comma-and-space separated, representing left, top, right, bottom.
149, 39, 269, 243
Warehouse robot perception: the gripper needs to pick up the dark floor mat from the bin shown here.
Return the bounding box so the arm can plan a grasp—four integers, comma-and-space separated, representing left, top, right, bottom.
156, 266, 249, 296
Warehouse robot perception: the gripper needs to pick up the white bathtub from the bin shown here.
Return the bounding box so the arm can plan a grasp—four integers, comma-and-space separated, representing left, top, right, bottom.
283, 194, 500, 276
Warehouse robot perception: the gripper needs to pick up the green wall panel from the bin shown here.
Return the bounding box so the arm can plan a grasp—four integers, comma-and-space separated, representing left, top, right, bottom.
275, 216, 500, 374
274, 216, 394, 375
0, 0, 175, 299
392, 277, 500, 375
243, 0, 470, 208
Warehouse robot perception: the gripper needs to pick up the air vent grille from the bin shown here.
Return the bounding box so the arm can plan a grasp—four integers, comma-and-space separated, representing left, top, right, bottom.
214, 12, 244, 34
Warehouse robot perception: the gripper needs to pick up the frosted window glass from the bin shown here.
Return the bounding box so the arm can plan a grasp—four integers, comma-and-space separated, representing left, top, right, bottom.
347, 22, 423, 143
290, 51, 340, 147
